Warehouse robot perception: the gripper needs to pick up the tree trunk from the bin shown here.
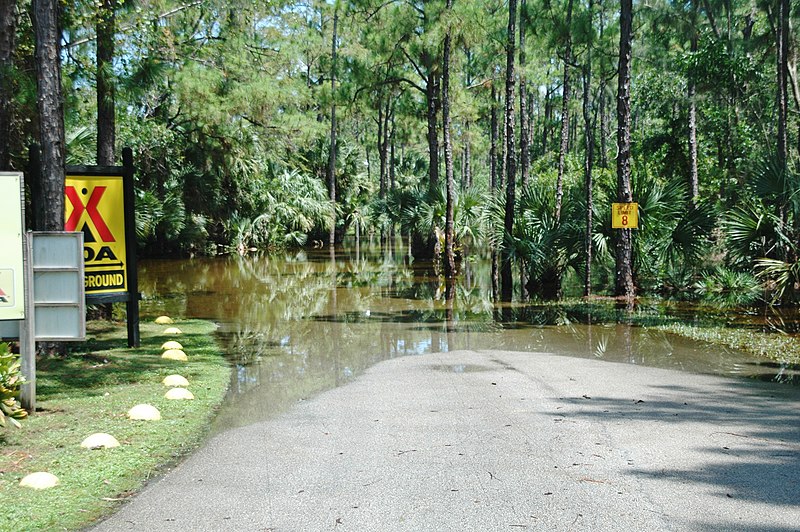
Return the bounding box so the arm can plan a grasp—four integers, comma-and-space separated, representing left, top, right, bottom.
543, 83, 552, 155
389, 106, 396, 239
443, 0, 456, 283
490, 82, 499, 191
490, 81, 500, 301
501, 0, 517, 302
777, 0, 789, 169
555, 0, 573, 222
599, 84, 608, 168
0, 0, 16, 170
32, 0, 65, 231
327, 7, 338, 248
94, 0, 117, 320
582, 3, 594, 297
378, 97, 387, 198
463, 120, 471, 188
500, 91, 507, 190
519, 0, 530, 188
389, 108, 396, 191
615, 0, 634, 298
426, 68, 440, 193
96, 0, 115, 166
598, 5, 608, 169
688, 32, 699, 205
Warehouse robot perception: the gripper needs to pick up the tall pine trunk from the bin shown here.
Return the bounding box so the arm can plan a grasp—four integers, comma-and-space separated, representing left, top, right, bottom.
0, 0, 15, 170
615, 0, 634, 298
599, 84, 608, 168
94, 0, 116, 320
463, 121, 472, 188
518, 0, 529, 301
501, 0, 517, 302
598, 4, 608, 169
688, 32, 699, 205
490, 81, 500, 301
96, 0, 115, 166
426, 66, 440, 193
555, 0, 574, 222
443, 0, 456, 283
582, 0, 595, 297
490, 83, 499, 191
519, 0, 530, 187
33, 0, 65, 231
327, 7, 338, 248
378, 97, 388, 198
542, 82, 552, 155
777, 0, 789, 169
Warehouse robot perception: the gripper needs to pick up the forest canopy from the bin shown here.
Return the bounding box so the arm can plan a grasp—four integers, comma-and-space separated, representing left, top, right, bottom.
1, 0, 798, 303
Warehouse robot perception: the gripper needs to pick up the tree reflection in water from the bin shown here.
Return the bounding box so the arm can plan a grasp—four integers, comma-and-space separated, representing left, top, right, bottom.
138, 241, 798, 431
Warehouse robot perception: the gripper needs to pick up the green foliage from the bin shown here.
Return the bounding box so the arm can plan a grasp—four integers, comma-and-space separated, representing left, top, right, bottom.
755, 258, 800, 304
630, 174, 715, 293
694, 267, 763, 307
224, 170, 334, 252
1, 0, 797, 305
0, 343, 27, 429
719, 158, 800, 303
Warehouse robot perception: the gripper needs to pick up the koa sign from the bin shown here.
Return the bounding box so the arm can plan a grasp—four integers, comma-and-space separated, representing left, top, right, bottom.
64, 175, 127, 294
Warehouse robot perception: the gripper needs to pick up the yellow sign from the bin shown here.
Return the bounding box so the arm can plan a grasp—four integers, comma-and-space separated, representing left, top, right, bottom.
64, 175, 127, 294
612, 202, 639, 229
0, 173, 24, 320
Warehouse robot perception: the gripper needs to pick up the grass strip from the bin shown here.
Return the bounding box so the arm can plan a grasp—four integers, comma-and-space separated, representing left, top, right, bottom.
0, 319, 231, 531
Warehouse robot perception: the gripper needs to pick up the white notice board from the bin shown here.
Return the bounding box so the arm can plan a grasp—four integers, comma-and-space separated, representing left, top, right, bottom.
0, 172, 25, 321
30, 232, 86, 341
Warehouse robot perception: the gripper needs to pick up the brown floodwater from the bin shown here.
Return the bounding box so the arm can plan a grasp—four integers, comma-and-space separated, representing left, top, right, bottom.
138, 243, 800, 432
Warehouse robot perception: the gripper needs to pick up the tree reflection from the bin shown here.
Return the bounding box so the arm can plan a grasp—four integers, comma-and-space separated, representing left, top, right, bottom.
136, 245, 790, 431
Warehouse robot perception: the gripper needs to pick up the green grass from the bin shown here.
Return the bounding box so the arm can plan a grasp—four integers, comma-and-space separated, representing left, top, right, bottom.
0, 319, 231, 531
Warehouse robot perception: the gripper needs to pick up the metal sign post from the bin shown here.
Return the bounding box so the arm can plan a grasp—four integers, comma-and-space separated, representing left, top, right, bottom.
11, 232, 85, 412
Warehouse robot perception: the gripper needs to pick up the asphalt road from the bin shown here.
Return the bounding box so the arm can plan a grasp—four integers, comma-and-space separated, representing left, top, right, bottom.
92, 350, 800, 531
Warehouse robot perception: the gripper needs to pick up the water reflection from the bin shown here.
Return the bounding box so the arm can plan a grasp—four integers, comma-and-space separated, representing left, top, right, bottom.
138, 242, 800, 432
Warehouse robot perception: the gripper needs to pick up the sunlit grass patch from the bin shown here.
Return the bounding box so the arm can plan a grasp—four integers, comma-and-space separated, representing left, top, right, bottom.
0, 319, 230, 531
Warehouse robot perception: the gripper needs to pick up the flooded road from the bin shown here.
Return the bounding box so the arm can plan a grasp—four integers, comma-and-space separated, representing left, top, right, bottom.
138, 244, 798, 432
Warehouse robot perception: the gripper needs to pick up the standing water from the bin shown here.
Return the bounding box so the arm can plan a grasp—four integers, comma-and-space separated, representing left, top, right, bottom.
138, 243, 799, 432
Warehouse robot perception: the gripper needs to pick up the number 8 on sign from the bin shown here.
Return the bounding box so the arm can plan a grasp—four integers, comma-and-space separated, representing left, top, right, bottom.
612, 203, 638, 229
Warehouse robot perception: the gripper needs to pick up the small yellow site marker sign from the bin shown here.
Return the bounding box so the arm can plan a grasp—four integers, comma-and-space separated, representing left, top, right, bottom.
612, 202, 638, 229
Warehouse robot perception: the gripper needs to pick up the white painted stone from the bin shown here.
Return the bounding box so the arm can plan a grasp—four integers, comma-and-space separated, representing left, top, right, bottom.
81, 433, 121, 450
163, 327, 182, 335
162, 374, 190, 387
164, 388, 195, 400
154, 316, 174, 325
161, 340, 183, 350
19, 472, 59, 490
127, 404, 161, 421
161, 349, 188, 362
